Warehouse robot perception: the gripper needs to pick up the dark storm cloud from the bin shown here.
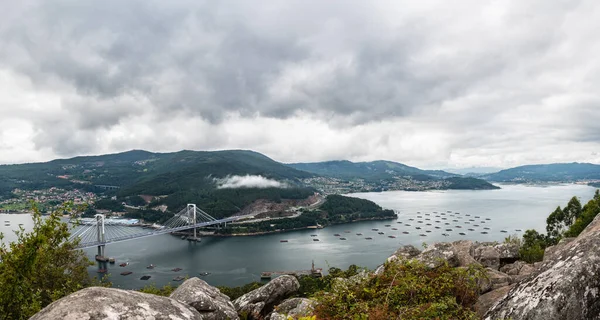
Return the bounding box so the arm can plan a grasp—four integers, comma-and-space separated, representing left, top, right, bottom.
0, 0, 599, 166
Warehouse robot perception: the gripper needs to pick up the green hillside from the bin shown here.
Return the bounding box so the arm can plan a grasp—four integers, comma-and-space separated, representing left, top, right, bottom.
484, 163, 600, 182
0, 150, 314, 218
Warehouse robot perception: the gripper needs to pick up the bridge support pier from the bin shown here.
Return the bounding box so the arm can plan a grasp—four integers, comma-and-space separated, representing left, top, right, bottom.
187, 204, 201, 242
95, 214, 107, 272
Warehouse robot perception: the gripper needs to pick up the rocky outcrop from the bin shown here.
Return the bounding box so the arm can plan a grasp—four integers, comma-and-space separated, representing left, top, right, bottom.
543, 237, 576, 262
477, 268, 511, 293
376, 245, 421, 274
233, 275, 300, 319
30, 287, 202, 320
499, 260, 535, 277
485, 214, 600, 320
266, 298, 316, 320
452, 240, 480, 266
475, 285, 513, 318
415, 242, 460, 268
473, 245, 501, 270
170, 277, 239, 320
494, 242, 520, 263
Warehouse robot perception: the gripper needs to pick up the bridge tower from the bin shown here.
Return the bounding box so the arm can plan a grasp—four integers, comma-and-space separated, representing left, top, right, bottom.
187, 204, 197, 240
95, 214, 107, 272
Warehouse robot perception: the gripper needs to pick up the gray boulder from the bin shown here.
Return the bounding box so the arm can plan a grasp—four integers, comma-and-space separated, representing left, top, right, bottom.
499, 260, 535, 276
415, 242, 459, 268
376, 245, 421, 275
473, 246, 500, 270
475, 285, 513, 318
452, 240, 480, 267
493, 242, 520, 263
30, 287, 201, 320
485, 213, 600, 320
543, 237, 576, 262
170, 277, 239, 320
266, 298, 316, 320
332, 270, 371, 291
478, 268, 511, 293
233, 275, 300, 319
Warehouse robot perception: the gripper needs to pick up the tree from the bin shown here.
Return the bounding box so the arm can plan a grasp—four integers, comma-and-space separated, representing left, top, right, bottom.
563, 196, 582, 226
0, 203, 93, 319
546, 206, 566, 245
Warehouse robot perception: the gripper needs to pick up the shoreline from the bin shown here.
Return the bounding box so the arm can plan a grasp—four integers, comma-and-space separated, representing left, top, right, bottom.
197, 216, 398, 237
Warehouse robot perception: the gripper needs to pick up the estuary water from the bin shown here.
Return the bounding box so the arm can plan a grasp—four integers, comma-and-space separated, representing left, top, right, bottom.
1, 183, 597, 289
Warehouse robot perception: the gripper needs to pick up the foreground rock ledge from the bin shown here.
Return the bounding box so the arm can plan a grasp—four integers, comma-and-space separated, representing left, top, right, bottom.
484, 214, 600, 320
30, 287, 202, 320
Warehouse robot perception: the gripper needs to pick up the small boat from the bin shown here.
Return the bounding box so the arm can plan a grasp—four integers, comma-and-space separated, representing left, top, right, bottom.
172, 267, 183, 272
119, 262, 128, 267
442, 233, 449, 236
388, 235, 396, 238
419, 234, 427, 237
396, 221, 403, 224
434, 226, 441, 229
409, 218, 415, 221
417, 216, 422, 218
313, 239, 320, 242
453, 220, 459, 222
334, 233, 341, 236
344, 230, 351, 233
501, 230, 508, 233
339, 237, 347, 240
475, 216, 481, 218
372, 228, 379, 231
444, 223, 450, 225
120, 271, 132, 276
468, 228, 475, 231
447, 211, 452, 213
473, 224, 480, 227
378, 232, 385, 235
515, 229, 522, 232
425, 213, 430, 216
465, 214, 470, 216
402, 231, 409, 234
404, 224, 411, 226
469, 219, 475, 221
147, 264, 155, 269
455, 226, 462, 228
486, 218, 491, 220
385, 224, 391, 227
97, 269, 107, 273
440, 213, 445, 215
446, 229, 453, 231
356, 233, 363, 235
417, 212, 421, 213
433, 211, 438, 213
484, 227, 490, 230
415, 226, 421, 230
365, 237, 373, 240
425, 218, 431, 220
180, 236, 186, 240
310, 234, 318, 237
481, 231, 489, 234
140, 275, 151, 280
108, 258, 116, 264
481, 221, 486, 224
173, 276, 185, 281
442, 218, 447, 220
280, 240, 288, 243
435, 220, 440, 223
199, 272, 210, 276
426, 230, 432, 233
459, 232, 466, 236
464, 222, 470, 224
417, 221, 423, 223
426, 223, 432, 226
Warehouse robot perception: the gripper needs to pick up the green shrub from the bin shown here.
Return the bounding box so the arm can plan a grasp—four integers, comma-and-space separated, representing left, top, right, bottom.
0, 203, 94, 320
312, 260, 484, 320
138, 283, 176, 296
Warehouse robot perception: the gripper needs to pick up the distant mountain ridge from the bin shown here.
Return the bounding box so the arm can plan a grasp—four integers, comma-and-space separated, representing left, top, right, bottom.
483, 162, 600, 182
287, 160, 499, 190
288, 160, 457, 180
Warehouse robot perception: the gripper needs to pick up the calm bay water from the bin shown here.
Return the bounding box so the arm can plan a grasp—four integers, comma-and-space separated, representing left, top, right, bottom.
1, 183, 597, 289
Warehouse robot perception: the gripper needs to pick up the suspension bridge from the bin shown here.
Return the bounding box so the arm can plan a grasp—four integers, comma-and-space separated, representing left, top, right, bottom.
69, 204, 249, 261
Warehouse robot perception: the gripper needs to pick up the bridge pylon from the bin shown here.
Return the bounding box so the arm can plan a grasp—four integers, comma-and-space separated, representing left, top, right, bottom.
187, 204, 199, 241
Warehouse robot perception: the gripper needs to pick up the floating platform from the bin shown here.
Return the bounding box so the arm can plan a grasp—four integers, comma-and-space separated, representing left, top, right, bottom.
140, 275, 151, 280
120, 271, 132, 276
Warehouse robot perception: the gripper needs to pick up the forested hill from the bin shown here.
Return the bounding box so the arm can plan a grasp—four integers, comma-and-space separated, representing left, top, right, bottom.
0, 150, 315, 217
287, 160, 498, 190
483, 163, 600, 182
288, 160, 456, 180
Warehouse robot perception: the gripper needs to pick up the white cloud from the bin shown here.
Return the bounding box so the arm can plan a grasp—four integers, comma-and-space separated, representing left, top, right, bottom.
214, 175, 288, 189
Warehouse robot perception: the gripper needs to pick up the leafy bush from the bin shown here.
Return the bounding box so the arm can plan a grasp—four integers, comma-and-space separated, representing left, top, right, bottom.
0, 204, 94, 319
218, 282, 263, 300
312, 260, 484, 320
138, 283, 176, 297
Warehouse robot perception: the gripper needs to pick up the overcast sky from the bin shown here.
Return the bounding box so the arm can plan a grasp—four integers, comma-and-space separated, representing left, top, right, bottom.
1, 0, 599, 169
